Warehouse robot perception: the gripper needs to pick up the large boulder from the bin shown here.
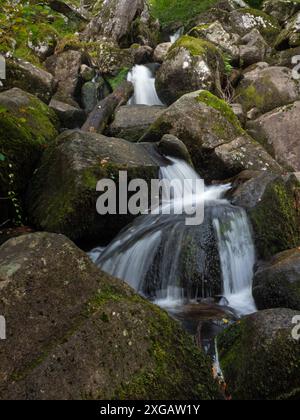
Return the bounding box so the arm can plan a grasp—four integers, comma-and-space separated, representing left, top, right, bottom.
235, 63, 300, 114
253, 248, 300, 311
2, 59, 57, 104
141, 90, 281, 180
153, 42, 172, 63
247, 101, 300, 172
49, 99, 87, 129
217, 308, 300, 400
231, 170, 300, 259
27, 130, 161, 243
275, 11, 300, 50
239, 29, 270, 68
155, 36, 225, 106
45, 50, 90, 107
0, 88, 59, 225
0, 232, 221, 400
83, 0, 155, 47
108, 105, 166, 142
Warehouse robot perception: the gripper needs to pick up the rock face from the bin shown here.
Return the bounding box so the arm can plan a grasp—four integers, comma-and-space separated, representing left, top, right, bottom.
217, 308, 300, 400
231, 171, 300, 259
253, 248, 300, 311
247, 101, 300, 172
0, 232, 221, 400
142, 90, 281, 180
2, 59, 57, 104
27, 130, 161, 243
45, 50, 89, 107
158, 134, 192, 164
0, 88, 59, 224
83, 0, 146, 45
236, 63, 300, 114
156, 36, 225, 105
108, 105, 166, 142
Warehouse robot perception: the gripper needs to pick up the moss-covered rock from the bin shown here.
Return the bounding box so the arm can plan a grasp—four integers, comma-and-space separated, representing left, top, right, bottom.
155, 36, 225, 105
0, 88, 59, 225
235, 63, 300, 114
0, 232, 221, 400
217, 308, 300, 400
263, 0, 300, 25
275, 11, 300, 50
2, 58, 57, 104
27, 129, 161, 243
141, 90, 281, 180
231, 171, 300, 259
253, 248, 300, 311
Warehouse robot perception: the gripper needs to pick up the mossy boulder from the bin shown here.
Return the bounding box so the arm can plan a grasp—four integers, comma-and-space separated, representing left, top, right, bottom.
155, 36, 225, 105
0, 232, 221, 400
263, 0, 300, 25
231, 171, 300, 259
0, 88, 59, 225
227, 8, 280, 42
27, 130, 161, 243
235, 63, 300, 114
217, 308, 300, 400
141, 90, 281, 180
275, 11, 300, 50
253, 248, 300, 311
2, 58, 57, 104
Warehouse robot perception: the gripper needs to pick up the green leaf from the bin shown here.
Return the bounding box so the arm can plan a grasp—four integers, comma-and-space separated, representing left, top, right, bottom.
0, 153, 6, 161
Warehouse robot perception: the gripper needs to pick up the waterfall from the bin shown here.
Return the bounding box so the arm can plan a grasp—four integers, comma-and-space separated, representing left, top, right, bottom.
92, 158, 256, 316
127, 64, 164, 106
170, 27, 184, 44
213, 208, 256, 316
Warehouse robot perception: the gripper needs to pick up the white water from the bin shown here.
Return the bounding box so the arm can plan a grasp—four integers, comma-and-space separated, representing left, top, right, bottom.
213, 210, 256, 316
93, 158, 257, 316
127, 65, 164, 106
170, 27, 184, 44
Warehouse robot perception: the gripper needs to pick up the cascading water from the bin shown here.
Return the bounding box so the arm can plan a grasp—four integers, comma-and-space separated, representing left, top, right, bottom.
170, 27, 184, 43
127, 64, 164, 106
93, 158, 257, 316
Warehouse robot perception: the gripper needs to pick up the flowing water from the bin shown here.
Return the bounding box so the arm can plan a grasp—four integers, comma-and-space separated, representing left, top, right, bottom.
127, 64, 164, 106
170, 27, 184, 43
92, 158, 257, 317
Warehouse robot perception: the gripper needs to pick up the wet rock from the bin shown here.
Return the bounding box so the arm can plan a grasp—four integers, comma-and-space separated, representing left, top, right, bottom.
27, 130, 161, 243
158, 134, 192, 164
231, 170, 300, 258
155, 36, 225, 105
2, 58, 57, 104
108, 105, 166, 142
236, 63, 300, 114
142, 90, 281, 180
217, 308, 300, 400
49, 99, 86, 129
132, 45, 153, 64
81, 77, 110, 113
0, 232, 221, 400
253, 248, 300, 311
247, 101, 300, 172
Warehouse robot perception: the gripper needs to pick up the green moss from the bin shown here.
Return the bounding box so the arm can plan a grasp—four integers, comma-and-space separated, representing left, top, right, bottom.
250, 179, 300, 259
196, 91, 245, 135
149, 0, 218, 28
168, 35, 219, 57
106, 67, 130, 91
